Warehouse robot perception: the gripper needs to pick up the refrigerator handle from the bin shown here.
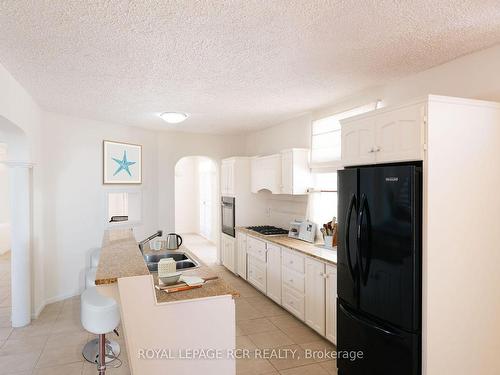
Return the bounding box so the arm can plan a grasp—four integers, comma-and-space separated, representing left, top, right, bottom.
345, 193, 357, 282
339, 303, 403, 338
357, 194, 372, 285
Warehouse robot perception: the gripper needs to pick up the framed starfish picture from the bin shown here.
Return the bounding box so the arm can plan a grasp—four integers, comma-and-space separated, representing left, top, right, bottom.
103, 140, 142, 184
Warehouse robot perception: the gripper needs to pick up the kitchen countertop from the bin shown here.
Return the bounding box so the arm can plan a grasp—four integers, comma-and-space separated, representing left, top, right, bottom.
236, 227, 337, 265
96, 229, 239, 302
95, 229, 150, 285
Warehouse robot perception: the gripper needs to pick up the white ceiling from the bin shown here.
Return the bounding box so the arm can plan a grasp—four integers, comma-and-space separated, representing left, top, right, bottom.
1, 1, 500, 134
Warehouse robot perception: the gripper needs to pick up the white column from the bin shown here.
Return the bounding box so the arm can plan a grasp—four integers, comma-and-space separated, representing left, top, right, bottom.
6, 161, 32, 327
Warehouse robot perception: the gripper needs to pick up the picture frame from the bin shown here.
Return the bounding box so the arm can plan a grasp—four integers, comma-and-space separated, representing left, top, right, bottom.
103, 140, 142, 185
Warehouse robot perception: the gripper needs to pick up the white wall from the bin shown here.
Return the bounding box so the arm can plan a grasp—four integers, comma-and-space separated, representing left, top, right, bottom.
0, 151, 9, 254
40, 111, 159, 302
174, 157, 199, 234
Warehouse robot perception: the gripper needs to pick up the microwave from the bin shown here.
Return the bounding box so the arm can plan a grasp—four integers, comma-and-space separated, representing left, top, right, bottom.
221, 196, 235, 237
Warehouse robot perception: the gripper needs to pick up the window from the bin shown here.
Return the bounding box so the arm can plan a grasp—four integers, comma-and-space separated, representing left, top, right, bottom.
106, 191, 142, 226
306, 172, 338, 231
310, 101, 380, 168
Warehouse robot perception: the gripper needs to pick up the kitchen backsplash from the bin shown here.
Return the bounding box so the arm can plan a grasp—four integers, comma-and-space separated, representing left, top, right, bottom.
257, 191, 308, 229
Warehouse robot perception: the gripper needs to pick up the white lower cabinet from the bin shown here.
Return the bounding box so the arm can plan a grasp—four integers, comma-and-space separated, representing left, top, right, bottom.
305, 257, 326, 336
221, 234, 236, 274
236, 232, 247, 280
325, 264, 338, 344
228, 233, 337, 344
282, 248, 306, 320
282, 285, 305, 320
248, 255, 266, 293
266, 243, 282, 304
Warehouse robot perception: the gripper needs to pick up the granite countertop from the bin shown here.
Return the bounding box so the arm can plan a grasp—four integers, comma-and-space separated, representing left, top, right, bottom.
95, 229, 150, 285
96, 229, 239, 303
237, 227, 337, 265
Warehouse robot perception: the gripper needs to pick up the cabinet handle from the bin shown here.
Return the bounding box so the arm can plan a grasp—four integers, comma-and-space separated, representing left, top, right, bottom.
375, 146, 381, 152
368, 148, 374, 153
289, 260, 294, 264
289, 279, 294, 283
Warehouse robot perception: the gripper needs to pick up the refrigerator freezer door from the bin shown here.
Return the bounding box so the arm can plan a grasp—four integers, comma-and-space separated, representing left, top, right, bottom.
358, 165, 421, 331
337, 169, 360, 309
337, 301, 420, 375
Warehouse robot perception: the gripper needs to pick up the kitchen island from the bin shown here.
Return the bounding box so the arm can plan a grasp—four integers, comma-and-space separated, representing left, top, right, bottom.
95, 229, 238, 375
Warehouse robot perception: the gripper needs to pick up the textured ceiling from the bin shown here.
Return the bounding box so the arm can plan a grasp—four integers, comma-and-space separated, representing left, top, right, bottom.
1, 1, 500, 134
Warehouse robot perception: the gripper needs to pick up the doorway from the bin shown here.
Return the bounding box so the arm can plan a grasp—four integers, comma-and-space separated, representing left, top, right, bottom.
0, 144, 11, 319
174, 156, 219, 243
0, 116, 32, 327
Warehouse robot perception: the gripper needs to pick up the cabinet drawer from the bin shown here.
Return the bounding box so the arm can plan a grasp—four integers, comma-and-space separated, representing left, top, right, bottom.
282, 285, 305, 320
282, 266, 305, 293
248, 256, 266, 293
282, 248, 305, 273
247, 236, 267, 262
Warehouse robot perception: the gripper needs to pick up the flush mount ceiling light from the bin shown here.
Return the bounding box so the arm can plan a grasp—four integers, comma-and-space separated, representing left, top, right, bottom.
159, 112, 189, 124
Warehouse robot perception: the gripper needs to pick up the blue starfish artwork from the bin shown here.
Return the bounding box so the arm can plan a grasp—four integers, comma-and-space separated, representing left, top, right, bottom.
112, 151, 136, 177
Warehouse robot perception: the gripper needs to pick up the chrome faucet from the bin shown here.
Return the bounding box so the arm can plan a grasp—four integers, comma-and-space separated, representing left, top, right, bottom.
138, 230, 163, 254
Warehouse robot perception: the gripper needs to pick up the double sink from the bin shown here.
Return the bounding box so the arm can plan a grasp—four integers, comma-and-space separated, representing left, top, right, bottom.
143, 251, 199, 272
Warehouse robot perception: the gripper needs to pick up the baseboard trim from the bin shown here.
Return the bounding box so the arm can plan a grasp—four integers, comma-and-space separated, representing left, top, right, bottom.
32, 289, 82, 319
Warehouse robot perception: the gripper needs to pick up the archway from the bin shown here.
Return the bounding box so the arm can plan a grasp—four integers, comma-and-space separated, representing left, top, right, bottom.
174, 156, 219, 263
0, 116, 32, 327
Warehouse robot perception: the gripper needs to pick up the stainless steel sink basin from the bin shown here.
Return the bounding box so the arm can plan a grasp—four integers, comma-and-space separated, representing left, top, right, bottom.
143, 251, 199, 272
143, 252, 188, 263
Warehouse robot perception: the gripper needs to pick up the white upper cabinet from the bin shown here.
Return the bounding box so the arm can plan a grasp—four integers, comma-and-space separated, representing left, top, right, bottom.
341, 116, 376, 166
341, 102, 426, 166
221, 159, 235, 196
374, 104, 425, 163
251, 154, 282, 194
251, 149, 310, 195
280, 149, 310, 195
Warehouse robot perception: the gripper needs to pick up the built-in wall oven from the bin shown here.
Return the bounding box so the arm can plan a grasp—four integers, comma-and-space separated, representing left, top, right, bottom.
221, 196, 235, 237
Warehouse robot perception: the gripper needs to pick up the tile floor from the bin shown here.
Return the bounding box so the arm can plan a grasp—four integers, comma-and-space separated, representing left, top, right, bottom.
0, 235, 338, 374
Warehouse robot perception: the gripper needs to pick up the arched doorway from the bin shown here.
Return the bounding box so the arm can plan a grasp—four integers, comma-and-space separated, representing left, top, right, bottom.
174, 156, 219, 263
0, 116, 32, 327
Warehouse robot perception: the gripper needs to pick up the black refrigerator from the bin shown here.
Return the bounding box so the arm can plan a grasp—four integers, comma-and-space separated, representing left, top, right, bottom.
337, 162, 422, 375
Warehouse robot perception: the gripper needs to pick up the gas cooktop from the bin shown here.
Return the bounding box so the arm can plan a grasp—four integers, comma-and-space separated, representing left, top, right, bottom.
247, 226, 289, 236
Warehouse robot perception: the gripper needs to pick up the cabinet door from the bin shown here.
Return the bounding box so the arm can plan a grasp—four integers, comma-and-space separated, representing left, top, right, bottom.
237, 233, 247, 280
248, 256, 267, 293
222, 235, 235, 273
266, 243, 282, 304
325, 264, 337, 344
305, 258, 326, 335
341, 117, 376, 166
375, 104, 425, 163
281, 149, 310, 195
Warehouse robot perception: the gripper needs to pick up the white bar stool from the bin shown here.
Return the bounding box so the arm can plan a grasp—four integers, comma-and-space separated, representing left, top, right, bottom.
85, 267, 97, 289
90, 248, 101, 268
81, 287, 121, 374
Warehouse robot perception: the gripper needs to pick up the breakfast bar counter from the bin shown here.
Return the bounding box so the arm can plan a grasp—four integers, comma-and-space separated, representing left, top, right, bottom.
94, 229, 237, 375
